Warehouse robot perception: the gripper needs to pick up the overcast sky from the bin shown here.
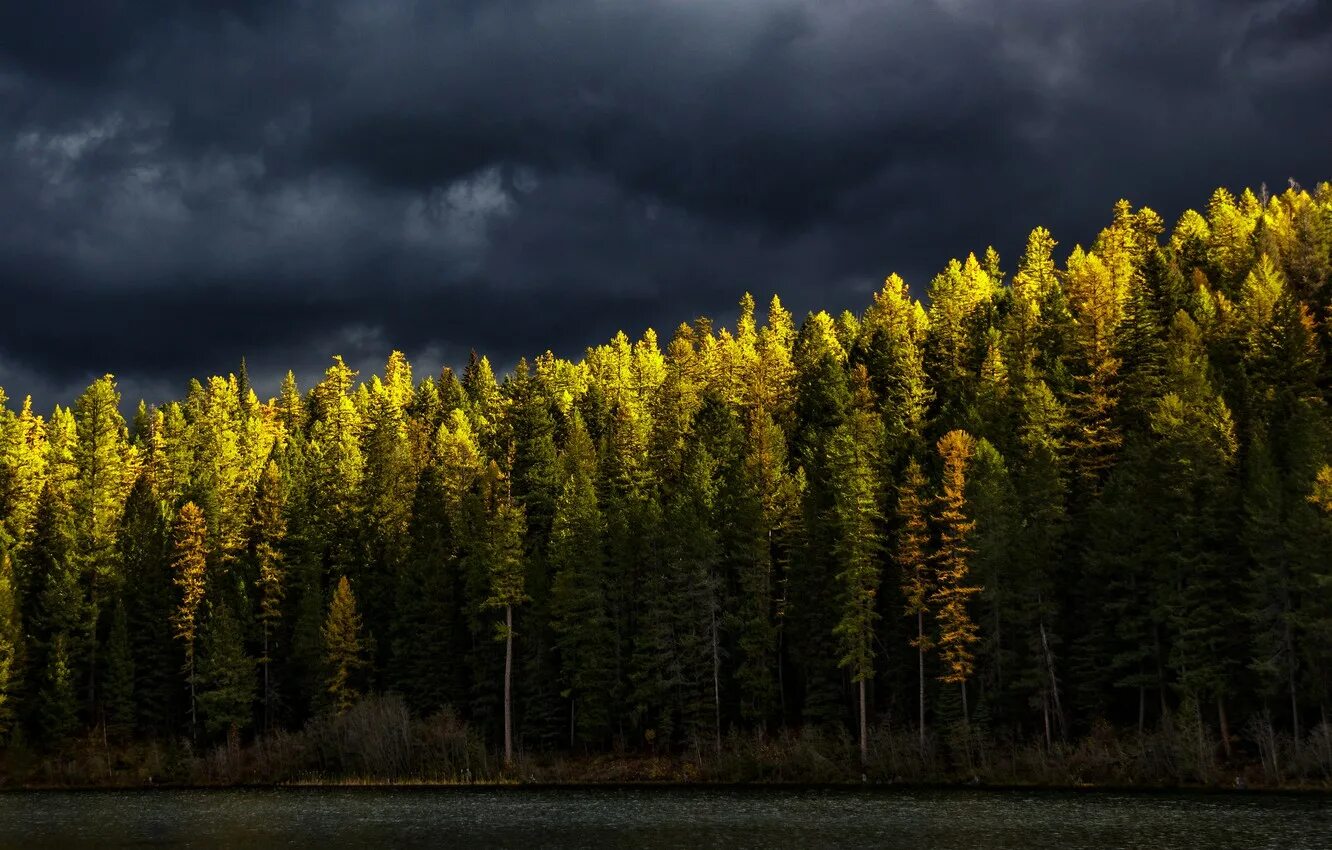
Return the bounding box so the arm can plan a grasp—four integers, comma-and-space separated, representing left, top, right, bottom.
2, 0, 1329, 410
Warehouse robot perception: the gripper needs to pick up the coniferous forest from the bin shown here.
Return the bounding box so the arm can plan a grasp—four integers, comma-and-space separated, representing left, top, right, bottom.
2, 182, 1332, 788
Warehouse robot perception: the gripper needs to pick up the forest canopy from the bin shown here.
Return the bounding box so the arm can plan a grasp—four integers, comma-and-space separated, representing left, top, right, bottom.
1, 181, 1331, 782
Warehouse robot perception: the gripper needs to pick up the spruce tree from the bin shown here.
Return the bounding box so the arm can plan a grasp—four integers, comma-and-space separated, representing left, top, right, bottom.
549, 414, 615, 746
102, 600, 135, 740
197, 599, 256, 736
40, 632, 78, 745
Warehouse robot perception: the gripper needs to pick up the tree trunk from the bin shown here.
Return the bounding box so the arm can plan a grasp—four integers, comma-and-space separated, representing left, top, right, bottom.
1154, 623, 1168, 722
188, 654, 197, 745
1218, 697, 1232, 760
917, 611, 926, 759
711, 597, 722, 755
777, 632, 787, 727
1042, 691, 1051, 752
858, 678, 869, 768
1194, 696, 1207, 781
503, 604, 513, 765
1286, 620, 1300, 749
262, 624, 270, 733
1038, 609, 1063, 741
1138, 681, 1146, 735
961, 680, 969, 729
87, 600, 99, 716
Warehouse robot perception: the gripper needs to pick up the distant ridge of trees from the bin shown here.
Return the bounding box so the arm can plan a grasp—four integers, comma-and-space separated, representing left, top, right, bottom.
2, 181, 1332, 785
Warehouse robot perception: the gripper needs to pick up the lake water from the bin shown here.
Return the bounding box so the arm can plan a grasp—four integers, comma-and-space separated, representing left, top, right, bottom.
0, 787, 1328, 849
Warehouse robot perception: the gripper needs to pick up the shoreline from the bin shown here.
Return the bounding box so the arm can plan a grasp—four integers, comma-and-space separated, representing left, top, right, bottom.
5, 778, 1330, 795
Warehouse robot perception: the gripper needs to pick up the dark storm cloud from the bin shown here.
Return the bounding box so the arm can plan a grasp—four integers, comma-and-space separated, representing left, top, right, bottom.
1, 0, 1329, 409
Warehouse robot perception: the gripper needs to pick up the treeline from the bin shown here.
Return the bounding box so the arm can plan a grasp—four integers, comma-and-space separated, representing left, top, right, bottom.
2, 181, 1332, 784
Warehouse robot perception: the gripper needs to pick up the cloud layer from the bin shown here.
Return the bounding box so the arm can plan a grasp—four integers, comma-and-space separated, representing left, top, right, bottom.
2, 0, 1329, 407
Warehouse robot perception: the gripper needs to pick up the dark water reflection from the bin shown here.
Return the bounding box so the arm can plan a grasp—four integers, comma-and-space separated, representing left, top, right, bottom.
0, 786, 1328, 849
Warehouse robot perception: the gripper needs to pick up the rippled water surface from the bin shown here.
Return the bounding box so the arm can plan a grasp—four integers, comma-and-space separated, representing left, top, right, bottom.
1, 786, 1328, 849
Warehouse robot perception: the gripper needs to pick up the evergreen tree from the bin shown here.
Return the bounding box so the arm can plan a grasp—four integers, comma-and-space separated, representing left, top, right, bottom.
322, 575, 366, 714
391, 461, 465, 715
118, 472, 175, 735
549, 414, 615, 746
40, 632, 78, 745
102, 600, 135, 739
197, 599, 256, 736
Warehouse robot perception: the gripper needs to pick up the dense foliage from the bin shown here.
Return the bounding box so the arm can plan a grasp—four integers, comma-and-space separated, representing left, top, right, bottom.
3, 182, 1332, 783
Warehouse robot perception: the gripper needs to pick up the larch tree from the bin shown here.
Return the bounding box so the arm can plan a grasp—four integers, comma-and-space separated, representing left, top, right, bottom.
72, 374, 138, 714
897, 458, 932, 756
251, 460, 286, 731
4, 179, 1332, 785
829, 395, 882, 767
0, 542, 20, 740
480, 465, 528, 765
322, 575, 366, 714
170, 502, 208, 742
932, 430, 983, 727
